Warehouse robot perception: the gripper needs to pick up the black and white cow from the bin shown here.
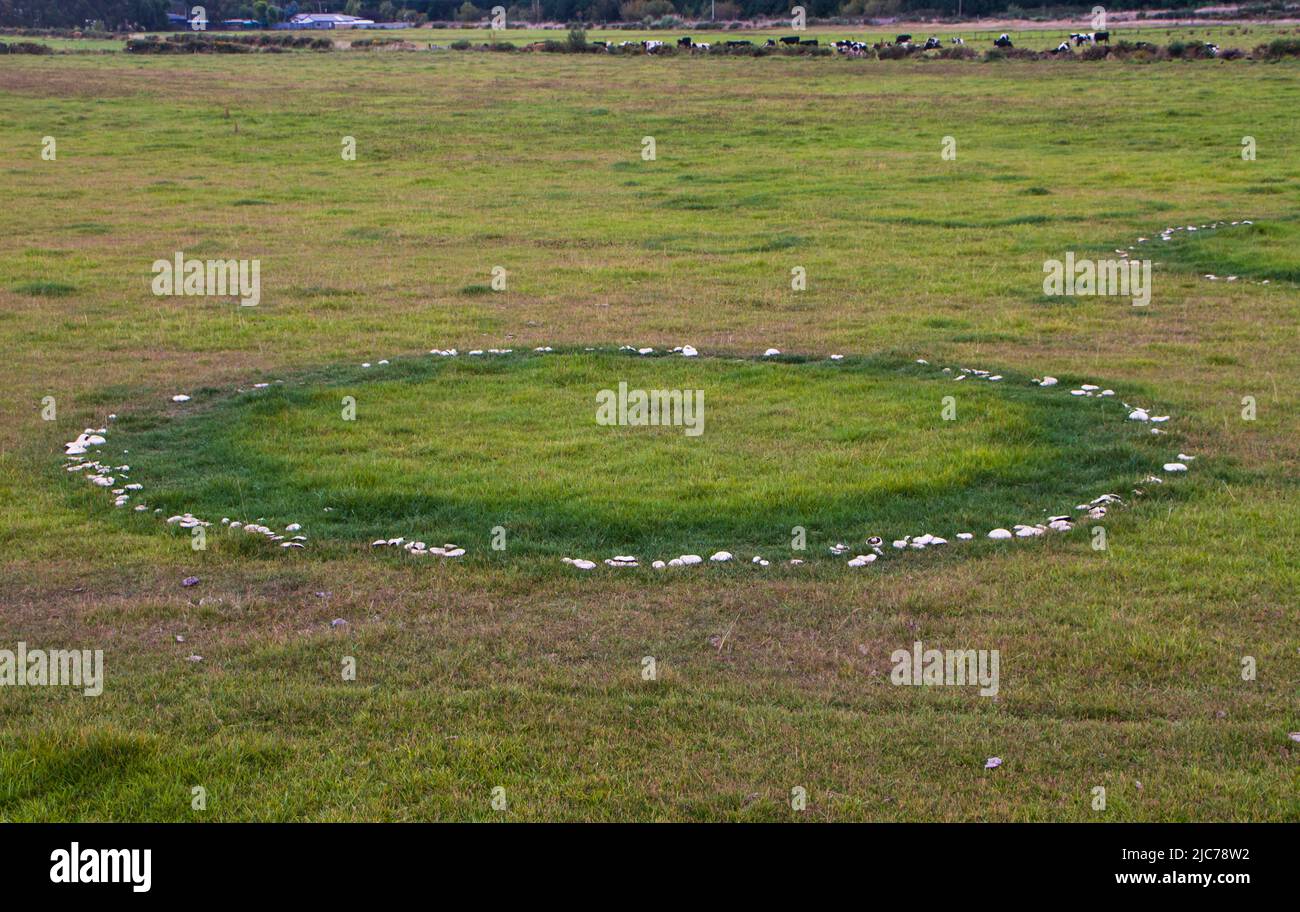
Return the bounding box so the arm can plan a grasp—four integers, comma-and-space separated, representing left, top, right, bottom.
994, 34, 1013, 48
895, 34, 912, 44
923, 36, 941, 49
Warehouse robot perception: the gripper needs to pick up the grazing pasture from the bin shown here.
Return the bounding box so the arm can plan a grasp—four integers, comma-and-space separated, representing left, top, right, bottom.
0, 48, 1297, 821
13, 22, 1300, 55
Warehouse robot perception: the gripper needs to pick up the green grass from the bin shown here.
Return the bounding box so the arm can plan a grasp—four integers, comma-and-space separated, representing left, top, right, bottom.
1153, 217, 1300, 283
102, 350, 1173, 561
10, 280, 76, 297
0, 48, 1296, 822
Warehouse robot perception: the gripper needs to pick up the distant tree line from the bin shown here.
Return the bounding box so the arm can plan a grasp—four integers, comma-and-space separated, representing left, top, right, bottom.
0, 0, 1233, 31
0, 1, 296, 29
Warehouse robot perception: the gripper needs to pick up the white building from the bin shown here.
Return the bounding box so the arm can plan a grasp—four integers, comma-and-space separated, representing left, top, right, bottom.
288, 13, 376, 29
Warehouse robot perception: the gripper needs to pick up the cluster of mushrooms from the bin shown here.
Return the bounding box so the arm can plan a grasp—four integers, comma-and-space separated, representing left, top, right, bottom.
63, 422, 306, 550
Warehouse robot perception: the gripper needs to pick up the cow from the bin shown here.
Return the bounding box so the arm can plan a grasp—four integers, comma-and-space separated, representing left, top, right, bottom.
895, 34, 912, 44
923, 37, 941, 49
780, 35, 800, 45
764, 38, 777, 47
725, 39, 752, 48
1204, 42, 1220, 56
950, 37, 964, 45
1053, 41, 1071, 54
800, 38, 818, 46
1094, 30, 1109, 44
677, 36, 692, 48
994, 34, 1013, 48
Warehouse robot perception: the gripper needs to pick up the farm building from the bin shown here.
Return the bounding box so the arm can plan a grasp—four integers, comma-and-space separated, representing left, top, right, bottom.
286, 13, 375, 29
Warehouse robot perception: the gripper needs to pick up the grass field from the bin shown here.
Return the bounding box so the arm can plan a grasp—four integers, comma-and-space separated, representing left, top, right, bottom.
0, 46, 1297, 821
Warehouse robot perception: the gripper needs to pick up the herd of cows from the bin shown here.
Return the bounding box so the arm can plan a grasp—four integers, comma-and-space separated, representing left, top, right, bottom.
579, 29, 1219, 57
590, 31, 1117, 54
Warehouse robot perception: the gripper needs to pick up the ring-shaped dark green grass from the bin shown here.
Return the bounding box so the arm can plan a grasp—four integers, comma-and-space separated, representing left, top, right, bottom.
103, 350, 1177, 562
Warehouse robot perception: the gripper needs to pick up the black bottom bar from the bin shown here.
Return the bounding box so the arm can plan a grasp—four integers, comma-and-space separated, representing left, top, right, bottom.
4, 822, 1288, 897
